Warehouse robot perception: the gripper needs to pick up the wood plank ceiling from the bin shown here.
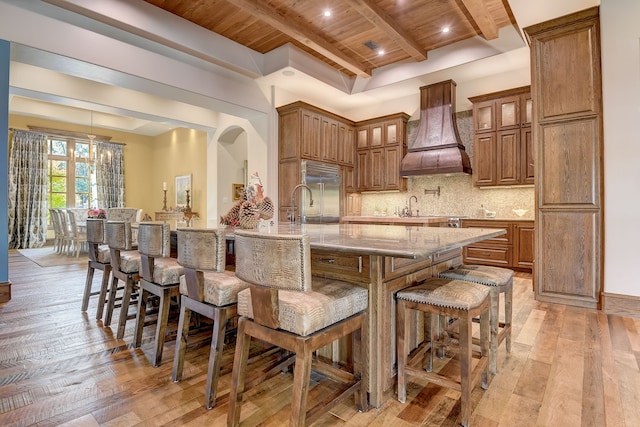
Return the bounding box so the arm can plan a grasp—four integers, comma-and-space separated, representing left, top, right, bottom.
143, 0, 518, 78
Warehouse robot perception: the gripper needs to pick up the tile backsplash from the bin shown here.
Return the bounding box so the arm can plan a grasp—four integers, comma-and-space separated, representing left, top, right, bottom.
358, 110, 535, 220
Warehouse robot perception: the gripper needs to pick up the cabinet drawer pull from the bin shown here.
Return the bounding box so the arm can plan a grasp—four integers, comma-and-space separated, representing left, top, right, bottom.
358, 256, 363, 273
319, 257, 335, 264
390, 258, 395, 272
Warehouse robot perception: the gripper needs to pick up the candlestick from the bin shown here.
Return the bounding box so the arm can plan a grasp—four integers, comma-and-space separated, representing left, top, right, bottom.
162, 189, 168, 211
163, 181, 167, 191
185, 189, 191, 213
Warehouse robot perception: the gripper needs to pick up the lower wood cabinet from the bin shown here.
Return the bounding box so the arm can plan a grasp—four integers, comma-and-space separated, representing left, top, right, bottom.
461, 219, 534, 271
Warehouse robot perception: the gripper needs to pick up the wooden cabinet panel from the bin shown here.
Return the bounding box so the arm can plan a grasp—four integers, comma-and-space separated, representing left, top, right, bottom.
525, 7, 603, 309
343, 166, 356, 193
497, 95, 520, 129
515, 223, 534, 269
496, 130, 520, 185
538, 211, 599, 302
473, 133, 496, 186
321, 117, 338, 163
521, 127, 534, 185
536, 19, 601, 121
278, 109, 299, 160
385, 120, 400, 145
301, 110, 321, 159
461, 219, 533, 271
470, 86, 533, 187
338, 123, 355, 166
462, 220, 513, 245
357, 127, 368, 149
370, 148, 385, 190
356, 150, 369, 190
473, 99, 495, 132
464, 246, 512, 267
354, 113, 408, 192
384, 145, 403, 190
540, 119, 599, 207
521, 93, 533, 126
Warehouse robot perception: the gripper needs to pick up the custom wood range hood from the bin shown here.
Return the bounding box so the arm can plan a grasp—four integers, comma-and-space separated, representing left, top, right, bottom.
400, 80, 472, 176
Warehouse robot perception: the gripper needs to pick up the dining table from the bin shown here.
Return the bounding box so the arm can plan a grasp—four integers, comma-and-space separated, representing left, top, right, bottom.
224, 222, 506, 407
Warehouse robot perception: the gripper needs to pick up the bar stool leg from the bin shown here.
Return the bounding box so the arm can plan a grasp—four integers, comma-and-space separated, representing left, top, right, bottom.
459, 310, 472, 427
489, 287, 499, 375
505, 284, 513, 353
396, 299, 408, 403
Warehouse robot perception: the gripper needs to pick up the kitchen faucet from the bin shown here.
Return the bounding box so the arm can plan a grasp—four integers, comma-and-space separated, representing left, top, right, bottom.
408, 195, 418, 217
290, 184, 314, 223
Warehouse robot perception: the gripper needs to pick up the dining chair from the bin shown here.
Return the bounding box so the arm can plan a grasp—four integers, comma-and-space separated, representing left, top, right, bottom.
228, 230, 369, 426
66, 209, 88, 257
81, 218, 112, 321
49, 208, 64, 254
171, 228, 251, 409
105, 220, 141, 339
133, 222, 183, 366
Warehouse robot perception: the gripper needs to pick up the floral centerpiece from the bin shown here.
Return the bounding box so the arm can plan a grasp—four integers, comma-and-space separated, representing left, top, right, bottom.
220, 172, 273, 229
87, 208, 106, 219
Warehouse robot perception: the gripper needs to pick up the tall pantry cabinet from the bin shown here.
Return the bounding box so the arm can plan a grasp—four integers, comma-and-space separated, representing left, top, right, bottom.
525, 7, 603, 309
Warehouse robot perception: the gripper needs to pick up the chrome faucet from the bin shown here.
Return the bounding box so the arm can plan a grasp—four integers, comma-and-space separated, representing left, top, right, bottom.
290, 184, 314, 223
408, 195, 418, 217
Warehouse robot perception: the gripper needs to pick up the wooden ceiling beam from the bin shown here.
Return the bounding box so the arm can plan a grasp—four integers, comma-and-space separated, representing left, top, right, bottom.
459, 0, 499, 40
348, 0, 427, 61
231, 0, 371, 77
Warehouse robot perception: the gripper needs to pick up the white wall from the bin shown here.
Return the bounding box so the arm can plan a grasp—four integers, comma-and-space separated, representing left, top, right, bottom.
601, 0, 640, 297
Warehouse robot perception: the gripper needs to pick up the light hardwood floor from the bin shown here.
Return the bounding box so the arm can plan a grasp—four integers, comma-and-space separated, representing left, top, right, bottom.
1, 249, 639, 426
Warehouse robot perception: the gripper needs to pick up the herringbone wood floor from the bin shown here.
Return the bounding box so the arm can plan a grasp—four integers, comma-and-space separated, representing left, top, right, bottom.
1, 248, 639, 426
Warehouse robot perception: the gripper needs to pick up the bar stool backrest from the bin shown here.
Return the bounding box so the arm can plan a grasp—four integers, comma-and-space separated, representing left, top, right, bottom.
106, 221, 134, 251
138, 222, 170, 258
233, 230, 312, 292
107, 208, 138, 222
176, 228, 225, 272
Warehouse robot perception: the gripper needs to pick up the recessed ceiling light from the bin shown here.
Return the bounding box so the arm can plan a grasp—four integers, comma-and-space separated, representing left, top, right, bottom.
378, 49, 385, 56
323, 10, 331, 17
442, 27, 450, 33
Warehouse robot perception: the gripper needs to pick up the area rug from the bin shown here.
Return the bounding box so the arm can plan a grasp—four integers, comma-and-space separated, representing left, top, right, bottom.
17, 247, 87, 267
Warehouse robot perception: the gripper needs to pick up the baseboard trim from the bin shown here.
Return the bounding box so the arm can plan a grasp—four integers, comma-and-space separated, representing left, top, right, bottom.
0, 281, 11, 303
603, 292, 640, 318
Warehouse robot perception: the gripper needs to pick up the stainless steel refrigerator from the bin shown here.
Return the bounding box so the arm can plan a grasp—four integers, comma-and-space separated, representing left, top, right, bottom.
300, 160, 340, 224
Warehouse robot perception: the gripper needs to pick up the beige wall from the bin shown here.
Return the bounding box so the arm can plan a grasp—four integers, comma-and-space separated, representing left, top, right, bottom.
150, 127, 208, 225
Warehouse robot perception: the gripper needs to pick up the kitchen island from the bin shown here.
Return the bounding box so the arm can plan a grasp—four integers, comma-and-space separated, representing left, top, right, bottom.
230, 223, 506, 407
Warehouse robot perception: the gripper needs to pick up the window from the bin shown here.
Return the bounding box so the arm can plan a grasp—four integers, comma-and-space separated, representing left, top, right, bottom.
47, 138, 96, 214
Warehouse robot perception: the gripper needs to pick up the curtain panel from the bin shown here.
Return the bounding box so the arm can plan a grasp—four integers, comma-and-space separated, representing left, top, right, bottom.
96, 142, 125, 208
8, 130, 48, 249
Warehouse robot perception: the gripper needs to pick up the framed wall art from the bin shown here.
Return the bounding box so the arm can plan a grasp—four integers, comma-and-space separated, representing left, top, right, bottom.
175, 174, 191, 207
232, 183, 244, 201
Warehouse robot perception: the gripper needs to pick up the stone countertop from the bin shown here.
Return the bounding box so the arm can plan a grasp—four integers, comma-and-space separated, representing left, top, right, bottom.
341, 215, 449, 225
462, 217, 534, 222
229, 223, 506, 259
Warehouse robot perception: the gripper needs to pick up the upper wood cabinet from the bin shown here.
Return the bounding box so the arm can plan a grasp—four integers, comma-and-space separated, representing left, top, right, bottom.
355, 113, 409, 192
278, 102, 355, 167
525, 6, 603, 309
277, 102, 356, 219
469, 86, 532, 187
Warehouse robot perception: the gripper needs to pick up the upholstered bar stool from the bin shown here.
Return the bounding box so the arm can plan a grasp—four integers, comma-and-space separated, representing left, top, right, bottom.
105, 221, 141, 339
171, 228, 251, 409
439, 265, 514, 374
81, 219, 112, 321
133, 222, 183, 366
397, 278, 490, 427
228, 230, 368, 427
